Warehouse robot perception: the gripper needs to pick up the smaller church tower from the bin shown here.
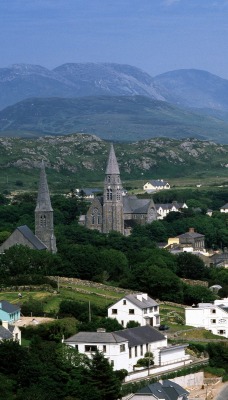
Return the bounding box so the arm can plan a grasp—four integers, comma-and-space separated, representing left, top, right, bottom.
35, 161, 57, 253
102, 144, 124, 234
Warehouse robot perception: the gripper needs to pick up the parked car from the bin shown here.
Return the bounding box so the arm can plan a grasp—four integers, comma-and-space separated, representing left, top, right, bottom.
159, 324, 169, 331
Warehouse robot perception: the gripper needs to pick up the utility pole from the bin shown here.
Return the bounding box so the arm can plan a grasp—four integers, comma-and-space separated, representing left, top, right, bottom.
89, 301, 91, 322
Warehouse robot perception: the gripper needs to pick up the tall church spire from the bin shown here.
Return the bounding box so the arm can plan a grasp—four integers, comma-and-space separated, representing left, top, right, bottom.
35, 161, 57, 253
103, 145, 124, 234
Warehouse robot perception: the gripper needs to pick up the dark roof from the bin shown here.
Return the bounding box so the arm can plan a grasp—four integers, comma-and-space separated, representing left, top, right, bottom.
177, 231, 204, 239
220, 203, 228, 209
0, 326, 13, 340
105, 144, 120, 175
64, 331, 126, 344
35, 160, 53, 212
17, 225, 47, 250
138, 379, 189, 400
148, 180, 169, 187
124, 293, 158, 309
0, 300, 20, 313
114, 325, 165, 347
123, 196, 153, 214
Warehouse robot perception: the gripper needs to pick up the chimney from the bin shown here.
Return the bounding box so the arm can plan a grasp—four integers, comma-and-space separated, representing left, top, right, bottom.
97, 328, 106, 333
142, 293, 148, 301
189, 227, 195, 233
2, 321, 8, 329
136, 294, 143, 302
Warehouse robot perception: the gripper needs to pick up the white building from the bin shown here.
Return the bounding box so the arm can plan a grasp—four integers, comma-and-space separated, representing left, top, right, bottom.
185, 298, 228, 338
155, 202, 188, 220
107, 293, 160, 328
64, 325, 189, 374
143, 180, 170, 193
0, 321, 21, 344
220, 203, 228, 213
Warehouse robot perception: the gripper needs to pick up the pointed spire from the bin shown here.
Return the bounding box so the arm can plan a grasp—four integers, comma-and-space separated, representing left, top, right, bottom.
105, 144, 120, 175
35, 160, 53, 211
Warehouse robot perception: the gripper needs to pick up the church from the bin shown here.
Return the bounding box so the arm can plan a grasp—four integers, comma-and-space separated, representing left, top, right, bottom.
0, 161, 57, 254
80, 145, 157, 235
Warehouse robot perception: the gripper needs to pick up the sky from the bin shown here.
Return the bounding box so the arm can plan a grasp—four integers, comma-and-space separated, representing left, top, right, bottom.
1, 0, 228, 78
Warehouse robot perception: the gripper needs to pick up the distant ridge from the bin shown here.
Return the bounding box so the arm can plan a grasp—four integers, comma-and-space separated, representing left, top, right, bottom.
0, 95, 228, 143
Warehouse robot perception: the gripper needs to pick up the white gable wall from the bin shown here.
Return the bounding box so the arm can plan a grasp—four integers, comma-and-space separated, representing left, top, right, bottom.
108, 297, 160, 328
185, 304, 228, 338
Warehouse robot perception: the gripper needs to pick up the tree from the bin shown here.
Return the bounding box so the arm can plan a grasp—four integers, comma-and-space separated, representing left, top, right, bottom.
176, 252, 207, 280
86, 351, 122, 400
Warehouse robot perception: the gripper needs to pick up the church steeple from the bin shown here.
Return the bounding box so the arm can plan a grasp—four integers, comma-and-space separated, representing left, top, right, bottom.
103, 145, 124, 234
35, 161, 57, 253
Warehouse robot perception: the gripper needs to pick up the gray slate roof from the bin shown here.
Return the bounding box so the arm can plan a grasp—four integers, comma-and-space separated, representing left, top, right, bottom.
64, 331, 126, 344
0, 326, 13, 340
138, 379, 189, 400
177, 231, 204, 239
114, 325, 165, 347
17, 225, 47, 250
123, 196, 152, 214
220, 203, 228, 209
124, 293, 158, 309
0, 300, 20, 313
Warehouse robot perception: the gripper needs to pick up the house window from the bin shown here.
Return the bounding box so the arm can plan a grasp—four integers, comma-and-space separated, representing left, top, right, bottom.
103, 345, 106, 353
135, 346, 137, 357
112, 309, 117, 314
211, 319, 216, 324
146, 344, 149, 352
110, 360, 114, 367
154, 306, 158, 312
149, 307, 153, 313
75, 345, 78, 351
129, 347, 132, 358
123, 300, 126, 305
129, 309, 134, 314
143, 308, 147, 314
140, 345, 143, 356
211, 309, 216, 314
85, 345, 97, 352
15, 333, 18, 341
121, 320, 124, 326
218, 330, 226, 335
120, 344, 125, 352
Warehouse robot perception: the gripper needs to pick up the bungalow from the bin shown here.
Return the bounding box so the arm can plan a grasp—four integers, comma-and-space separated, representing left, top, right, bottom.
64, 325, 189, 373
107, 293, 160, 328
185, 298, 228, 338
176, 228, 205, 251
220, 203, 228, 213
0, 300, 21, 323
143, 180, 170, 193
0, 321, 21, 344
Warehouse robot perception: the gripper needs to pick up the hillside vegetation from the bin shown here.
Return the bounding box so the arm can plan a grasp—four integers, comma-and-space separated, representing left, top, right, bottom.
0, 134, 228, 191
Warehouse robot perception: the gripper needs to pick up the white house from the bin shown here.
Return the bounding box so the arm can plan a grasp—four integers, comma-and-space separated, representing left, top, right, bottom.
155, 202, 188, 220
0, 321, 21, 344
107, 293, 160, 328
143, 180, 170, 193
64, 325, 189, 374
185, 298, 228, 338
220, 203, 228, 213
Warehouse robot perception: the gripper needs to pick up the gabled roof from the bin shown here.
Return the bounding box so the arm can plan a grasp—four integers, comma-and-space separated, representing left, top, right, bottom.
123, 293, 158, 309
123, 196, 153, 214
0, 300, 20, 313
0, 326, 13, 340
114, 325, 165, 347
147, 180, 169, 187
64, 331, 126, 344
138, 379, 189, 400
220, 203, 228, 209
16, 225, 47, 250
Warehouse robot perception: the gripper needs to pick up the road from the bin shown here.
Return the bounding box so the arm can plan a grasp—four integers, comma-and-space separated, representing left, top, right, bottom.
215, 383, 228, 400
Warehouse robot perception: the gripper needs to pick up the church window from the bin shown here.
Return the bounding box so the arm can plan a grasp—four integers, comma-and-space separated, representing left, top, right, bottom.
117, 189, 121, 201
107, 188, 112, 200
40, 215, 46, 227
92, 208, 101, 225
107, 175, 111, 183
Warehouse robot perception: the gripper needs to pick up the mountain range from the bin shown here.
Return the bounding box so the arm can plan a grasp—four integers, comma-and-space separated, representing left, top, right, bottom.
1, 63, 228, 143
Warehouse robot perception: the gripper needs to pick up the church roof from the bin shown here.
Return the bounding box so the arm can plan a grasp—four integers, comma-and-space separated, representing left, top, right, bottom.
105, 144, 120, 175
123, 196, 152, 214
17, 225, 47, 250
35, 160, 53, 212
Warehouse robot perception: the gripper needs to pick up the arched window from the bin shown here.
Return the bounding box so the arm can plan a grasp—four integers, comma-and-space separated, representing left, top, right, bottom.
107, 175, 111, 183
107, 188, 112, 200
117, 189, 121, 201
